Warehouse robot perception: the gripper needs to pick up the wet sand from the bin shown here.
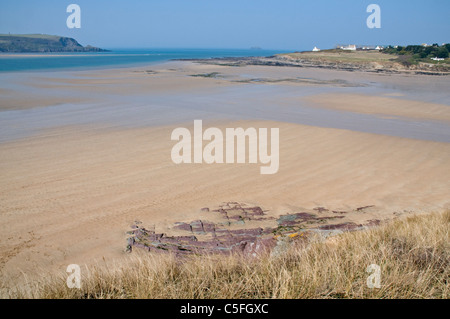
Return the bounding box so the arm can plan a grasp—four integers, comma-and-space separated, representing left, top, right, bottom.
304, 92, 450, 122
0, 61, 449, 292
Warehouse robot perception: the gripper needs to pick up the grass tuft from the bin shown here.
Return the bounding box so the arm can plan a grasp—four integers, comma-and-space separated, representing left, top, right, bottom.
5, 210, 448, 299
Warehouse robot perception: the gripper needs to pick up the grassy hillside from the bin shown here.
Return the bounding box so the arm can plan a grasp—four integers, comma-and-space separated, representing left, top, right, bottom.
0, 34, 107, 52
276, 47, 449, 74
6, 210, 448, 299
382, 44, 450, 66
280, 50, 394, 63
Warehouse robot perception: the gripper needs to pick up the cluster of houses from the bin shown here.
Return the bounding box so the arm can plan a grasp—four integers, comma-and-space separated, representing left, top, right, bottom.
311, 44, 383, 52
310, 43, 447, 61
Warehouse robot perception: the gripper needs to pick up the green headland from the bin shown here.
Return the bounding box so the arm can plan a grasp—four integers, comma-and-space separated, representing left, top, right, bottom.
0, 34, 108, 53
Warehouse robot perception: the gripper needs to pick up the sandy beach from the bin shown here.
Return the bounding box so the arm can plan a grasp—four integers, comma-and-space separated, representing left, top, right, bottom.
0, 61, 449, 292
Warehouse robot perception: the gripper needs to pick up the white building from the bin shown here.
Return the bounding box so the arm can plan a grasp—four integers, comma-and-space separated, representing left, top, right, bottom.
431, 57, 444, 61
312, 46, 320, 52
375, 45, 383, 50
340, 44, 356, 51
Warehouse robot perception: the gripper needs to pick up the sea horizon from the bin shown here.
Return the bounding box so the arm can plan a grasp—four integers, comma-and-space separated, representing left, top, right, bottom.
0, 47, 290, 73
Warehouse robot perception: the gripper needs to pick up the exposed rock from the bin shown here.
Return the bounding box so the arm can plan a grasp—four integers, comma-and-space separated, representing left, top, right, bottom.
356, 205, 375, 211
365, 219, 381, 227
128, 203, 383, 257
332, 210, 348, 214
173, 222, 192, 232
277, 212, 316, 226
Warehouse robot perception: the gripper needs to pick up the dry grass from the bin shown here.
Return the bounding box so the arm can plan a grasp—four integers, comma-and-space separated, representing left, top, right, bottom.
280, 50, 394, 63
5, 211, 449, 299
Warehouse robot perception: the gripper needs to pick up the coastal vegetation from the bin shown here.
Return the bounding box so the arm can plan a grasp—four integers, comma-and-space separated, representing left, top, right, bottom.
7, 210, 448, 299
382, 43, 450, 66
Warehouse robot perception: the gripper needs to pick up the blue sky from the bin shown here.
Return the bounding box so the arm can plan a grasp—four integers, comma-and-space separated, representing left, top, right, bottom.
0, 0, 449, 50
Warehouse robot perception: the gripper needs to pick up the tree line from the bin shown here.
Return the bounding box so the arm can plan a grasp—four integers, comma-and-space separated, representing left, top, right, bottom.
383, 43, 449, 59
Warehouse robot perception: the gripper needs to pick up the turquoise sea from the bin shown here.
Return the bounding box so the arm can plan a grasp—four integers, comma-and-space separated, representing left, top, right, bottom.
0, 48, 285, 72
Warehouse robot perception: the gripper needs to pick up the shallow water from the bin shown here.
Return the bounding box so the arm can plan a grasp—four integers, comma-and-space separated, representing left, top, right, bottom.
0, 48, 283, 73
0, 64, 449, 143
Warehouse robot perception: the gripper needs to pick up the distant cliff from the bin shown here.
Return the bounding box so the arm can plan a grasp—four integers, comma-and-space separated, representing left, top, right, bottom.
0, 34, 108, 53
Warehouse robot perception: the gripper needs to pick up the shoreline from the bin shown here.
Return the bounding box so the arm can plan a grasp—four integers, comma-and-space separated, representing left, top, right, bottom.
178, 53, 450, 76
2, 52, 449, 76
1, 60, 449, 143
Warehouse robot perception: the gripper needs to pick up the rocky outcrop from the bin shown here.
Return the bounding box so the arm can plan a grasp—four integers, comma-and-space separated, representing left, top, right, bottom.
126, 202, 382, 257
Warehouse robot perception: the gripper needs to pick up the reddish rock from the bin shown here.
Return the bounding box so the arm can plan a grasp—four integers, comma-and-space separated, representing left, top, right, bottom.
321, 216, 345, 220
277, 212, 317, 226
202, 221, 216, 233
356, 205, 375, 211
151, 234, 164, 241
242, 237, 277, 256
228, 214, 243, 221
173, 222, 192, 232
248, 206, 264, 216
129, 203, 381, 257
215, 228, 230, 236
278, 220, 300, 227
262, 227, 277, 235
229, 227, 263, 236
190, 220, 205, 233
176, 235, 198, 242
365, 219, 381, 226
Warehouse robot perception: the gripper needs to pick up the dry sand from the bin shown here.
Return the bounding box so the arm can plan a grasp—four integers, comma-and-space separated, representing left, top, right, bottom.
0, 61, 449, 293
1, 121, 449, 289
